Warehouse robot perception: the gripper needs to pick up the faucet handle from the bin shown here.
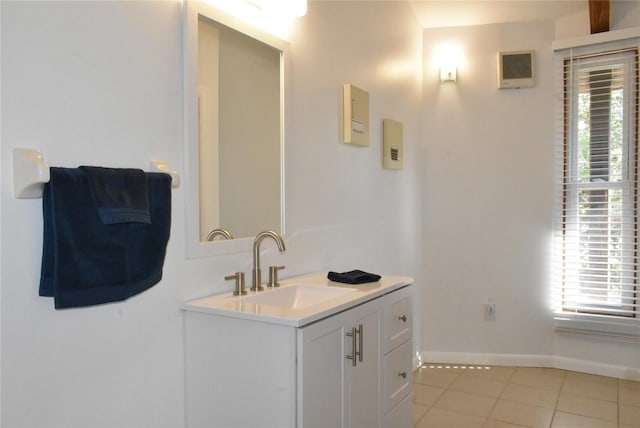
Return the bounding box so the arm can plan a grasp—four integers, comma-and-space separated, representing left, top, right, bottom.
267, 265, 285, 288
225, 272, 246, 296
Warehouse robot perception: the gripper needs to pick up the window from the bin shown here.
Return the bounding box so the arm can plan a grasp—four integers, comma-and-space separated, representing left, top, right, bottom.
554, 41, 639, 337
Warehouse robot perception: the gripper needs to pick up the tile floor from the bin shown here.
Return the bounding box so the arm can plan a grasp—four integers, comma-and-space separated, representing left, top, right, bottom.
413, 363, 640, 428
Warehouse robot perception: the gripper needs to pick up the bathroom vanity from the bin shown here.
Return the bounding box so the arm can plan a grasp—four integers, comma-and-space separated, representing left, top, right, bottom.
182, 271, 414, 427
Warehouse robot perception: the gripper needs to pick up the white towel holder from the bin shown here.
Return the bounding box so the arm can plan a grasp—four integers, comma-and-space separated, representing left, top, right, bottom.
12, 148, 181, 199
150, 160, 181, 189
13, 148, 50, 199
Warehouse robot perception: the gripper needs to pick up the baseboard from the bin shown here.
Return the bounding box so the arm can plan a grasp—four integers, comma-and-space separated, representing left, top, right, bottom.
419, 351, 640, 381
419, 351, 553, 368
552, 356, 640, 381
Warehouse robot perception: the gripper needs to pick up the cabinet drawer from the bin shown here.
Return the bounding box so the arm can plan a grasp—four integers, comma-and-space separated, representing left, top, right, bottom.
383, 392, 413, 428
384, 286, 412, 352
384, 339, 412, 412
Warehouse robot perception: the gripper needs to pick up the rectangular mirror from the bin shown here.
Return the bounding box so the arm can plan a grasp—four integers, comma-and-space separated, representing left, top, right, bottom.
184, 1, 287, 258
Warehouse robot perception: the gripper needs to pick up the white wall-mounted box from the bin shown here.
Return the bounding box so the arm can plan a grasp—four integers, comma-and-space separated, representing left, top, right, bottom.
383, 119, 403, 170
343, 83, 370, 146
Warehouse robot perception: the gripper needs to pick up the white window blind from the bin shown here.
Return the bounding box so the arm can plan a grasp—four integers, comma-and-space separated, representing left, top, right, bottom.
553, 38, 640, 339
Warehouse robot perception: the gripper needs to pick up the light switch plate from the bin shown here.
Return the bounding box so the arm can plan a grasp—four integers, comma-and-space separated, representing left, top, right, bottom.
383, 119, 403, 170
343, 83, 369, 146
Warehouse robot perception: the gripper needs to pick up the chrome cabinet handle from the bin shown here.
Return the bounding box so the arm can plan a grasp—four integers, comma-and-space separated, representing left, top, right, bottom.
357, 324, 363, 363
346, 324, 364, 366
345, 327, 357, 367
398, 315, 407, 322
399, 371, 407, 379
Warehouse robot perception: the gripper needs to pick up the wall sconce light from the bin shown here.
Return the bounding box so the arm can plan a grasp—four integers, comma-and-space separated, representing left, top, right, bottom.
440, 65, 457, 83
435, 43, 463, 84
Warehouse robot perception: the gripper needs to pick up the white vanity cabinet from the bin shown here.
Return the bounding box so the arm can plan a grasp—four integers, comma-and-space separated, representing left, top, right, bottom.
183, 275, 413, 428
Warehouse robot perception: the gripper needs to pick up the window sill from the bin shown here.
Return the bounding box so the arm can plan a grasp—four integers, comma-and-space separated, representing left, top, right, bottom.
554, 314, 640, 344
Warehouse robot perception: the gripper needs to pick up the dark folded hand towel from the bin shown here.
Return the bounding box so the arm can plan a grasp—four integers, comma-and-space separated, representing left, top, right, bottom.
80, 166, 150, 224
40, 167, 171, 309
327, 270, 381, 284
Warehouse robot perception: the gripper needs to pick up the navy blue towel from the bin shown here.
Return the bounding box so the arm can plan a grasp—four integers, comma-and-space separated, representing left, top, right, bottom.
79, 166, 150, 224
39, 167, 172, 309
327, 270, 381, 284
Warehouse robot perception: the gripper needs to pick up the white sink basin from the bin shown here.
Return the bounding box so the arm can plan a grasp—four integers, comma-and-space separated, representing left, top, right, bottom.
240, 284, 356, 309
182, 271, 413, 327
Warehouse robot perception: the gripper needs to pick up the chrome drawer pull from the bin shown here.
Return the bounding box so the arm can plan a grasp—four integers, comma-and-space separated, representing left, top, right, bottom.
357, 324, 363, 363
399, 371, 407, 379
398, 315, 407, 322
345, 327, 357, 367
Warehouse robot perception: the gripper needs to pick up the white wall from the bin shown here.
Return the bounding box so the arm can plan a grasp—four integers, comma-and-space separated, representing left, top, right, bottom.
1, 2, 187, 426
0, 1, 423, 426
420, 2, 640, 375
421, 20, 557, 360
285, 1, 423, 279
612, 0, 640, 31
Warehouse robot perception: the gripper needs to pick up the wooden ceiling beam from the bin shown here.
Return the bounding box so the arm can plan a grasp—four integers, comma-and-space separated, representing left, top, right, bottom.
589, 0, 610, 34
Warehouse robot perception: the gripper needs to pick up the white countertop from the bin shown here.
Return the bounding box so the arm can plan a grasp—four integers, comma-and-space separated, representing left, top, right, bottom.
181, 271, 413, 327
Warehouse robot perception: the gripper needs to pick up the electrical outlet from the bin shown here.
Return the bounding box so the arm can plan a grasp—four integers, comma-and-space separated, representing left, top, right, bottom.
485, 303, 496, 321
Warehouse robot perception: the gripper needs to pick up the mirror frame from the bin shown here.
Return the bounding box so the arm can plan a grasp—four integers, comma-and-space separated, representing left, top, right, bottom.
184, 0, 288, 258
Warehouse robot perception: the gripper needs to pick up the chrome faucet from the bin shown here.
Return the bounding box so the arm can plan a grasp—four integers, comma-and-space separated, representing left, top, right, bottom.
252, 230, 286, 291
206, 228, 234, 241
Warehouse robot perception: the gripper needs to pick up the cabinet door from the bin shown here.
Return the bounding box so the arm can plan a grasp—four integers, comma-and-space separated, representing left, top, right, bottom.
298, 297, 383, 428
347, 298, 382, 428
297, 310, 348, 428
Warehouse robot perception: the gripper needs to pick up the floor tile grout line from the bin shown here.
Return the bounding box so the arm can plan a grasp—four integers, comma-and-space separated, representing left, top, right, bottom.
549, 367, 568, 428
482, 365, 517, 427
